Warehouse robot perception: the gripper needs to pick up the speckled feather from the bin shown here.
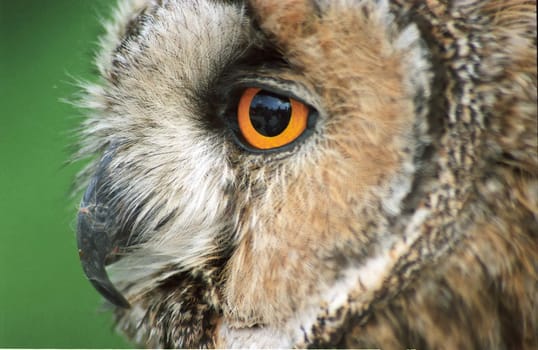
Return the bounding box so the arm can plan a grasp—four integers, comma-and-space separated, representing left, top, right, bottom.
74, 0, 537, 348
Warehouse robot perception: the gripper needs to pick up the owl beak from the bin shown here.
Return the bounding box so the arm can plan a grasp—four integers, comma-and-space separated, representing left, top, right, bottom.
76, 147, 131, 308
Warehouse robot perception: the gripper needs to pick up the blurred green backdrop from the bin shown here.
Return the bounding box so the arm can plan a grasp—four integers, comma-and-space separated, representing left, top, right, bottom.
1, 1, 130, 347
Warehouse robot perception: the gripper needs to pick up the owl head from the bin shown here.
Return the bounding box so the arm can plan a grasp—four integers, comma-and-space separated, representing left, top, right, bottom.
75, 0, 537, 348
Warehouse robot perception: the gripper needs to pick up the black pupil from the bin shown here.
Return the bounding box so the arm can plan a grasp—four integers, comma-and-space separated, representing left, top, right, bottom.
249, 91, 292, 137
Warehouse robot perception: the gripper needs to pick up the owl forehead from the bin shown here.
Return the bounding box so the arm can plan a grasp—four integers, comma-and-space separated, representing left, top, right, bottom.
99, 0, 427, 139
102, 0, 250, 109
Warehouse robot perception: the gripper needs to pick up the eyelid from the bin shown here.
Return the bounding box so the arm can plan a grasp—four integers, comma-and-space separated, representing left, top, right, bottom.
229, 73, 322, 111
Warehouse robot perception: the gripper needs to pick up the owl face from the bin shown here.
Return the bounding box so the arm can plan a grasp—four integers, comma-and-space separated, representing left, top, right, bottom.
75, 0, 537, 348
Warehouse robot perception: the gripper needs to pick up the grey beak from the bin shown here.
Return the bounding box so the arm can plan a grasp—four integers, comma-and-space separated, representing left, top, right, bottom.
76, 147, 131, 308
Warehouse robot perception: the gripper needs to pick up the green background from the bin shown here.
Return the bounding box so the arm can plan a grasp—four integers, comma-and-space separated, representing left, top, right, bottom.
1, 1, 130, 347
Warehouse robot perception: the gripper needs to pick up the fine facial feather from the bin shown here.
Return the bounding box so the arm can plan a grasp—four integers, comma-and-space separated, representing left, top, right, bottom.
222, 0, 431, 333
74, 0, 537, 348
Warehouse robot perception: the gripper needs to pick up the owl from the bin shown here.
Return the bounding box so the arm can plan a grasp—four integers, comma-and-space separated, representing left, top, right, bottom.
74, 0, 537, 348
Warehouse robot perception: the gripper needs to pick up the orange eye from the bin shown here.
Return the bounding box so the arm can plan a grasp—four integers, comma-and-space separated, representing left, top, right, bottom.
237, 87, 309, 150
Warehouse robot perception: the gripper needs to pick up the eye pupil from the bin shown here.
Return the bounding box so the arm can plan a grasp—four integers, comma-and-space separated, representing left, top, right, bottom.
249, 91, 291, 137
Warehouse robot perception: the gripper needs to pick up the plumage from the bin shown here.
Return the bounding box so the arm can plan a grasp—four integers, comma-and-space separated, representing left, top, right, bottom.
74, 0, 537, 348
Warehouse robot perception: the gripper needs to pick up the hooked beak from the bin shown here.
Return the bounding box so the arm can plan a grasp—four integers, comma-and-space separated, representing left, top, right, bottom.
76, 147, 130, 308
